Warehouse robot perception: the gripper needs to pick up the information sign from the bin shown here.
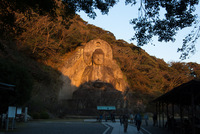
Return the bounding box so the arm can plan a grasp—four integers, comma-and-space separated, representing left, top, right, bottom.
8, 106, 16, 118
97, 106, 116, 110
17, 107, 22, 114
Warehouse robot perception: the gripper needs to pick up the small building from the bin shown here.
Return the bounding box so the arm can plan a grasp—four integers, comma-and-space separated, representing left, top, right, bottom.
0, 82, 15, 91
0, 82, 15, 114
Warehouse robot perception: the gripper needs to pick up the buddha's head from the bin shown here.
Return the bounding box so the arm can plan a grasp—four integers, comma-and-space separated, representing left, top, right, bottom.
92, 49, 104, 65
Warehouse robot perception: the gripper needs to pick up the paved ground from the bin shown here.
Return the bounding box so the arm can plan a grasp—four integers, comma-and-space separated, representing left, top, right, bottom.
3, 121, 106, 134
0, 119, 173, 134
86, 119, 173, 134
141, 120, 173, 134
102, 121, 143, 134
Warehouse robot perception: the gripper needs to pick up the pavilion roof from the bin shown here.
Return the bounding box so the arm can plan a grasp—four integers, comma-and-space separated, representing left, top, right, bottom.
153, 79, 200, 105
0, 82, 15, 91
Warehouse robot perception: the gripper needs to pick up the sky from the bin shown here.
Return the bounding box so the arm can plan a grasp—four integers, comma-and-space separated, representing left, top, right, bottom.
77, 1, 200, 64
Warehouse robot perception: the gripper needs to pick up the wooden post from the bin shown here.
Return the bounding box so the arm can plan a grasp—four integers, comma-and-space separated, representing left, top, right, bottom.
191, 92, 195, 134
172, 103, 174, 118
156, 102, 158, 126
187, 105, 190, 120
172, 103, 175, 134
166, 103, 169, 118
11, 118, 14, 130
159, 101, 161, 127
156, 102, 158, 115
180, 105, 183, 134
166, 104, 169, 129
162, 102, 165, 128
6, 118, 9, 131
24, 107, 28, 122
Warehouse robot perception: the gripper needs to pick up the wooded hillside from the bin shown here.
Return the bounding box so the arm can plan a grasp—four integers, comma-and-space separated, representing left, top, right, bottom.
1, 2, 200, 116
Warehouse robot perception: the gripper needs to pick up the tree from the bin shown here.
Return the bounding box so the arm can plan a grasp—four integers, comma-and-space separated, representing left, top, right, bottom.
128, 0, 199, 59
0, 0, 117, 39
1, 0, 199, 59
0, 59, 33, 106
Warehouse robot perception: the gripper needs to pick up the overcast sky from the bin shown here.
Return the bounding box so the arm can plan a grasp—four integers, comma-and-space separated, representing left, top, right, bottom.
77, 1, 200, 64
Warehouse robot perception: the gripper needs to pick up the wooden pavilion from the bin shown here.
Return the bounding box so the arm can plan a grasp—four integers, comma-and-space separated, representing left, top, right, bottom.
153, 79, 200, 134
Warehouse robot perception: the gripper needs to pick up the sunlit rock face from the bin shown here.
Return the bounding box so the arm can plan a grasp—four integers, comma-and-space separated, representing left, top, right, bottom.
59, 39, 128, 100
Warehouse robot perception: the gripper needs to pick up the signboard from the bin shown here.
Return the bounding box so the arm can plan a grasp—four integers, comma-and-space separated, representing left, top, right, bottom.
17, 107, 22, 114
97, 106, 116, 110
8, 106, 16, 118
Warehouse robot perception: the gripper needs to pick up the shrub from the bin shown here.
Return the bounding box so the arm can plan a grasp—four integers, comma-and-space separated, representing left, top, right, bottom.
31, 113, 40, 119
40, 111, 50, 119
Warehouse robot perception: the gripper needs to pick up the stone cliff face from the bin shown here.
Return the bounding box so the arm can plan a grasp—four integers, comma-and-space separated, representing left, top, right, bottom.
59, 39, 128, 100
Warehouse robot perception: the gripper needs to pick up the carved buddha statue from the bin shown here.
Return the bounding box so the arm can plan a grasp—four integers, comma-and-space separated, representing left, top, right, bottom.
81, 49, 114, 84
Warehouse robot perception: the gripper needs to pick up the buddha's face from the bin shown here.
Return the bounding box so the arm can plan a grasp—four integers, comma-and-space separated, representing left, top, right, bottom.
93, 53, 104, 65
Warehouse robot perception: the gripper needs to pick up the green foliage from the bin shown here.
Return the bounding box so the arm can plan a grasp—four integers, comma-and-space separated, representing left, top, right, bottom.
113, 42, 196, 103
1, 0, 199, 59
40, 111, 50, 119
14, 12, 117, 60
63, 0, 118, 18
178, 20, 200, 59
129, 0, 199, 59
0, 58, 33, 106
31, 111, 49, 119
0, 0, 118, 40
186, 62, 200, 78
31, 113, 40, 119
